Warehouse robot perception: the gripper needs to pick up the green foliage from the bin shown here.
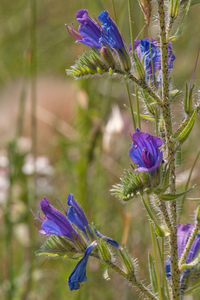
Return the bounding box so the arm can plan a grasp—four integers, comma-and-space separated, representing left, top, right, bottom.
36, 235, 79, 258
111, 167, 152, 201
148, 252, 158, 294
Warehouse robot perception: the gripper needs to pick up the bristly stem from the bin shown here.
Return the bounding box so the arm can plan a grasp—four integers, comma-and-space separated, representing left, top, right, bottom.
106, 261, 158, 300
157, 0, 180, 299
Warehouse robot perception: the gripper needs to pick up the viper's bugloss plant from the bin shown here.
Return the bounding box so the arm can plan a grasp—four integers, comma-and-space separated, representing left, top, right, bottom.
33, 2, 200, 300
33, 194, 119, 291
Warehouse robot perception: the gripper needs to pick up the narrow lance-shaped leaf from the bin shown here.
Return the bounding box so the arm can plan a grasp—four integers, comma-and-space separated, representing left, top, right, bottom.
141, 197, 167, 237
148, 252, 158, 294
159, 186, 195, 201
171, 109, 197, 143
169, 0, 192, 41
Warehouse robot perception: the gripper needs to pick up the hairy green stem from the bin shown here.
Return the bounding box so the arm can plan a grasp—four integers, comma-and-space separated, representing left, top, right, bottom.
149, 221, 162, 299
157, 0, 180, 299
157, 197, 172, 232
126, 83, 136, 130
124, 72, 163, 106
107, 261, 158, 300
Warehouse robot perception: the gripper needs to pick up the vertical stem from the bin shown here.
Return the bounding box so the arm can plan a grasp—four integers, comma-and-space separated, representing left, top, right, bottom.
128, 0, 140, 129
157, 1, 180, 299
30, 0, 37, 165
126, 83, 136, 130
149, 221, 163, 300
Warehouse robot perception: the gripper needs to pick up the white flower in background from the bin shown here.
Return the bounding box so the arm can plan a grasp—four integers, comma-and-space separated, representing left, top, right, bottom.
17, 137, 32, 154
22, 154, 54, 176
102, 105, 124, 152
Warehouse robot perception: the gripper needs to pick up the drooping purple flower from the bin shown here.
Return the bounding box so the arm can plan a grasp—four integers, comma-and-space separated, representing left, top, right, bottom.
68, 241, 97, 290
98, 11, 126, 52
66, 9, 101, 48
66, 193, 90, 235
39, 197, 80, 241
165, 224, 200, 291
130, 38, 175, 83
129, 128, 163, 172
94, 228, 120, 249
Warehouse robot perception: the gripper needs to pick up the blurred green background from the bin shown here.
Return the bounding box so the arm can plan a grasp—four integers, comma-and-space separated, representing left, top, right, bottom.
1, 0, 200, 299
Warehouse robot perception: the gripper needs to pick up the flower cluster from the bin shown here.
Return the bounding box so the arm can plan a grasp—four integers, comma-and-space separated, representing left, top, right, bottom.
131, 38, 175, 84
129, 128, 163, 172
66, 10, 175, 84
66, 9, 126, 53
33, 194, 119, 290
165, 224, 200, 291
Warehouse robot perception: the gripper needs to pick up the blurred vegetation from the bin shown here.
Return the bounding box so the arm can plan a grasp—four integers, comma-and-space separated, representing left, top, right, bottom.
1, 0, 200, 299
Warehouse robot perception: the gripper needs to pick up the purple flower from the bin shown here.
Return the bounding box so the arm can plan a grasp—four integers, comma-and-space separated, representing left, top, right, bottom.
66, 9, 101, 48
39, 197, 80, 241
129, 128, 163, 172
165, 224, 200, 291
98, 11, 126, 52
66, 193, 90, 235
68, 241, 97, 290
131, 38, 175, 83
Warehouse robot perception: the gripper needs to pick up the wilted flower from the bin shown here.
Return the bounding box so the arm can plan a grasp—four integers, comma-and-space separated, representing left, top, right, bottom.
33, 194, 119, 290
66, 9, 101, 49
131, 38, 175, 84
165, 224, 200, 291
129, 128, 163, 172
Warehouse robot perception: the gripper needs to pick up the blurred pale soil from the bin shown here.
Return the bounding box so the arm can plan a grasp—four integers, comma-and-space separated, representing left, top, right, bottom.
0, 75, 78, 153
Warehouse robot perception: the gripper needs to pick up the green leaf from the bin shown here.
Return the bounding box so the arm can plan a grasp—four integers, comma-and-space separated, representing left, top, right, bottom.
159, 186, 195, 201
141, 90, 157, 116
171, 109, 197, 143
183, 282, 200, 295
148, 252, 158, 294
188, 198, 200, 201
111, 168, 152, 201
36, 235, 78, 258
142, 197, 168, 237
123, 104, 155, 121
169, 0, 192, 41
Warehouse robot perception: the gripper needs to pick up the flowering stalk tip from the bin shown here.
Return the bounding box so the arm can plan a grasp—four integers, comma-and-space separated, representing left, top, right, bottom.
129, 128, 163, 172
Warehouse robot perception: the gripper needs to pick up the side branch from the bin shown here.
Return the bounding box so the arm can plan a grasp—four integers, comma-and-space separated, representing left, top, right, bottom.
107, 261, 158, 300
116, 70, 163, 106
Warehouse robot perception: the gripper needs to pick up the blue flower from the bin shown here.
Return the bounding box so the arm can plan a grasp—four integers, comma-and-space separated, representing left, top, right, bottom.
94, 228, 120, 249
98, 11, 126, 52
68, 241, 97, 290
39, 197, 80, 241
66, 193, 91, 236
165, 224, 200, 291
129, 128, 163, 172
131, 38, 175, 83
66, 9, 101, 48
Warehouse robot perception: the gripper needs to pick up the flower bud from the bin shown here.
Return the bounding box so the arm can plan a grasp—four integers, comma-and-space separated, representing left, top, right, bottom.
138, 0, 152, 25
